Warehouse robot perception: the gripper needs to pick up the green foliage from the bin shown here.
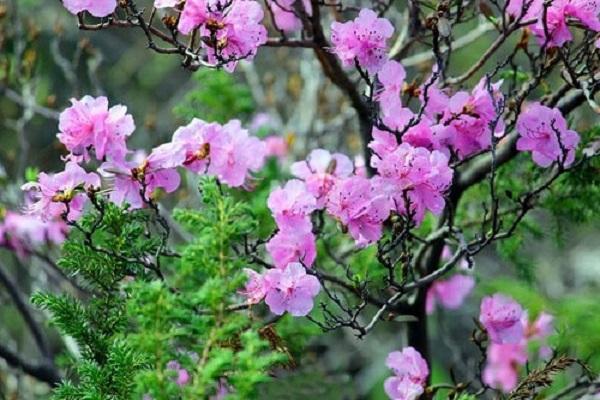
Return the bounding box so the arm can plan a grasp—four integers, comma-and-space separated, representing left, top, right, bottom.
543, 150, 600, 226
498, 68, 530, 85
496, 230, 536, 283
34, 181, 284, 399
32, 200, 157, 398
25, 166, 39, 182
173, 69, 254, 124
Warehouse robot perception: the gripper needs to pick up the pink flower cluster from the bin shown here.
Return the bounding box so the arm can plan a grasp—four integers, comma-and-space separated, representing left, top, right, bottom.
331, 9, 394, 74
175, 0, 267, 71
384, 347, 429, 400
507, 0, 600, 47
241, 263, 320, 316
290, 149, 354, 208
62, 0, 117, 17
101, 145, 183, 210
436, 78, 505, 158
24, 97, 267, 219
516, 102, 580, 168
262, 138, 452, 251
239, 169, 322, 316
0, 211, 67, 258
372, 60, 507, 161
329, 12, 518, 163
100, 117, 266, 209
266, 178, 318, 267
479, 294, 554, 392
22, 161, 101, 222
242, 148, 390, 315
286, 150, 395, 247
58, 96, 135, 163
171, 118, 266, 187
371, 139, 453, 224
326, 176, 391, 246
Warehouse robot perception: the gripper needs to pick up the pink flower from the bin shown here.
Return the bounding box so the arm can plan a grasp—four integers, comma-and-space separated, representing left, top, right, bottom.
102, 144, 183, 209
369, 127, 399, 169
330, 9, 394, 74
524, 311, 554, 359
527, 312, 554, 340
266, 229, 316, 269
267, 179, 317, 232
479, 294, 525, 344
482, 342, 528, 392
384, 347, 429, 400
376, 60, 406, 115
384, 376, 424, 400
532, 3, 572, 47
62, 0, 117, 17
205, 0, 267, 72
516, 102, 580, 168
565, 0, 600, 32
268, 0, 312, 32
506, 0, 543, 21
171, 118, 219, 174
178, 0, 214, 34
178, 0, 267, 71
426, 274, 475, 314
264, 136, 289, 160
166, 361, 190, 387
386, 347, 429, 384
530, 0, 600, 47
403, 119, 447, 153
205, 120, 266, 187
239, 268, 269, 304
381, 107, 415, 132
0, 212, 68, 257
326, 176, 390, 247
172, 118, 266, 187
263, 263, 320, 316
374, 143, 453, 223
422, 75, 451, 119
58, 96, 134, 162
2, 212, 67, 246
290, 149, 354, 208
208, 2, 267, 71
439, 78, 505, 158
22, 162, 101, 222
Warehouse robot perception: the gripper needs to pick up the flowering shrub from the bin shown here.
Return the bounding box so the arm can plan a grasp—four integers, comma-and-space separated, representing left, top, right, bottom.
0, 0, 599, 399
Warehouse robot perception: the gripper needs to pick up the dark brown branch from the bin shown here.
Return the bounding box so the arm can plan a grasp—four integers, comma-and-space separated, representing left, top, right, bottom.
0, 261, 50, 358
305, 0, 375, 175
0, 344, 60, 387
0, 262, 60, 386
